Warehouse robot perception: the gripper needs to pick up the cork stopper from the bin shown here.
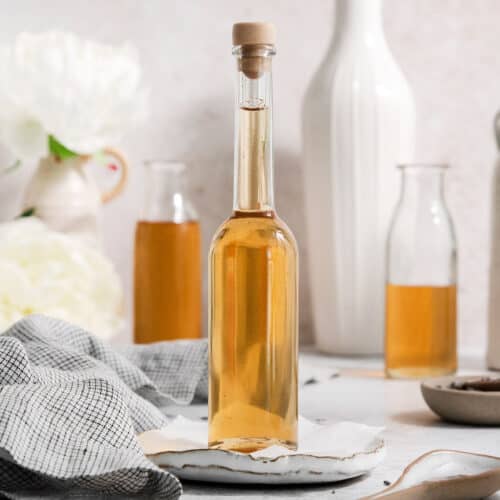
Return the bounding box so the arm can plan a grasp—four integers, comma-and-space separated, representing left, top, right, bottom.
232, 22, 276, 47
233, 23, 275, 79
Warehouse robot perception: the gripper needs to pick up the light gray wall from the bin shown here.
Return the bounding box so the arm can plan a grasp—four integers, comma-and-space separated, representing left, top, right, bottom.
0, 0, 498, 354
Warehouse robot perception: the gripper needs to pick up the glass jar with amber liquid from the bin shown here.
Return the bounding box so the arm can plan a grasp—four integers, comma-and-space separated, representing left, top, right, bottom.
208, 23, 298, 452
385, 164, 457, 378
134, 161, 201, 343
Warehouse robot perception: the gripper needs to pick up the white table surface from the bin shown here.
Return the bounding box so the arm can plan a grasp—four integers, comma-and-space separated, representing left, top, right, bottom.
170, 352, 500, 499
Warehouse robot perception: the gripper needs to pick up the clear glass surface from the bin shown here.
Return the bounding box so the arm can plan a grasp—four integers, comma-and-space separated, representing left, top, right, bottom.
141, 160, 198, 223
209, 212, 298, 452
134, 160, 201, 343
209, 45, 298, 452
385, 164, 457, 378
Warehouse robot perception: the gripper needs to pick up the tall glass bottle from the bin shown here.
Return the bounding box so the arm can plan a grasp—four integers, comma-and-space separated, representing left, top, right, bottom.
209, 23, 298, 452
134, 161, 201, 343
385, 164, 457, 378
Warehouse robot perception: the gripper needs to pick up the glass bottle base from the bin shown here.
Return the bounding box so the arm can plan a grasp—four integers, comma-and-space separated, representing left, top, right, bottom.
385, 365, 457, 379
209, 437, 297, 454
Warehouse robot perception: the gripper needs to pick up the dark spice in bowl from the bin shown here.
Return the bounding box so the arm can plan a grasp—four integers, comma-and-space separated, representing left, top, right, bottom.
449, 377, 500, 392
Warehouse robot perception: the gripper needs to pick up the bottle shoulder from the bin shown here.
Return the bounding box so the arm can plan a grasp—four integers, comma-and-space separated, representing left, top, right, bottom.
210, 213, 297, 253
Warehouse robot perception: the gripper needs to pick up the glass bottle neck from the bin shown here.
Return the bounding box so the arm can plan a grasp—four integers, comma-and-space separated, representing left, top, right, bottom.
233, 45, 275, 214
400, 167, 445, 205
142, 161, 198, 223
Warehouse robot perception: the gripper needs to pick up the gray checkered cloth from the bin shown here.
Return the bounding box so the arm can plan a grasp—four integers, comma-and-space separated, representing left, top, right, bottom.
0, 314, 208, 499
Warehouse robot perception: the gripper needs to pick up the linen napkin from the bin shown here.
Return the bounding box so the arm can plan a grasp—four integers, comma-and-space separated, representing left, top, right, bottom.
0, 314, 208, 499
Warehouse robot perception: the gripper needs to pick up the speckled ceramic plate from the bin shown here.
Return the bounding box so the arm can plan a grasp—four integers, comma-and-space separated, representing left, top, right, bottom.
421, 376, 500, 425
138, 416, 386, 484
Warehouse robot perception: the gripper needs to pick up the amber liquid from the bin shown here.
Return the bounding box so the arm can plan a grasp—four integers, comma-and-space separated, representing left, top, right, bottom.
209, 212, 298, 452
134, 221, 201, 343
385, 284, 457, 378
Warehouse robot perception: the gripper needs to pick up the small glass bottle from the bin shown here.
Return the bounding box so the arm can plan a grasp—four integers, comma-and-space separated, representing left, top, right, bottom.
134, 161, 201, 343
208, 23, 298, 452
385, 164, 457, 378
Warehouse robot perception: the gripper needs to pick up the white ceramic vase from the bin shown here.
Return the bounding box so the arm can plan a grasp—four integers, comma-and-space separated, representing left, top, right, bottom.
487, 111, 500, 370
22, 149, 128, 246
302, 0, 416, 354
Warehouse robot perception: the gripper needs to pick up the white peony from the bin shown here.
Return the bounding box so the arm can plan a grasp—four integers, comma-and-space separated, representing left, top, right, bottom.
0, 31, 148, 160
0, 217, 124, 340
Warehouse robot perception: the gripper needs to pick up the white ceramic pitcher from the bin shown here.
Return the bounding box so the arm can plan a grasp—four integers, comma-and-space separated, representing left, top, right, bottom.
22, 148, 128, 245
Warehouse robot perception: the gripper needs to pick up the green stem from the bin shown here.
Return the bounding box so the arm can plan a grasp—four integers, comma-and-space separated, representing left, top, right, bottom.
48, 135, 78, 160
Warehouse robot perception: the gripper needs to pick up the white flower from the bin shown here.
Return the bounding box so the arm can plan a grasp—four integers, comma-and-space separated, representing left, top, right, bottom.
0, 31, 148, 160
0, 217, 124, 340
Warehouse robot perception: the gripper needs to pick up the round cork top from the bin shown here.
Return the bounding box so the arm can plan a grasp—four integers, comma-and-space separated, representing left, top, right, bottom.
232, 22, 276, 46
